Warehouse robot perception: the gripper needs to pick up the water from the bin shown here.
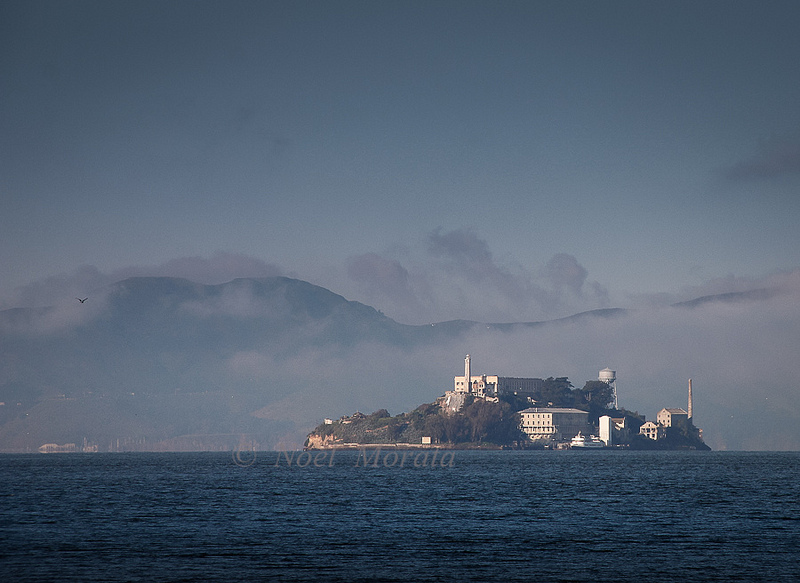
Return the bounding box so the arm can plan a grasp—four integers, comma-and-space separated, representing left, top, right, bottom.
1, 450, 799, 582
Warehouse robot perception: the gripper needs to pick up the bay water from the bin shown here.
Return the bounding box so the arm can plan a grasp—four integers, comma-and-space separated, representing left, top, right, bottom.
2, 450, 798, 582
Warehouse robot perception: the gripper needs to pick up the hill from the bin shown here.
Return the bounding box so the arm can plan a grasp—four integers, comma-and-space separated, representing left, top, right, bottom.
0, 277, 780, 451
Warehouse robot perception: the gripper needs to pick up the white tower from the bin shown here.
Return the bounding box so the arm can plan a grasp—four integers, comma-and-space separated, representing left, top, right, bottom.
598, 415, 614, 446
465, 355, 471, 393
599, 367, 618, 409
688, 378, 693, 420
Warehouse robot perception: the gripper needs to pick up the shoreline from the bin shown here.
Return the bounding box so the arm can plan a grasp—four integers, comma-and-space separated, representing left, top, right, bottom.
304, 442, 506, 451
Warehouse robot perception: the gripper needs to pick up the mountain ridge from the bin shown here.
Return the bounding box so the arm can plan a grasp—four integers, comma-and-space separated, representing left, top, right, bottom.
0, 276, 782, 452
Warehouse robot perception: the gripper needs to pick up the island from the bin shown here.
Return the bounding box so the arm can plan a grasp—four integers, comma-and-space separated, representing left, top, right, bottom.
305, 356, 710, 451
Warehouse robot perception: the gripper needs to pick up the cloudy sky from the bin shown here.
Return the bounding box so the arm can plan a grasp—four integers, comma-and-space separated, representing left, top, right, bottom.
2, 1, 800, 450
3, 1, 800, 322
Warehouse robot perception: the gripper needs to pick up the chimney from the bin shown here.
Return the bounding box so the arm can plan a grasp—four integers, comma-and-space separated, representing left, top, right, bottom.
688, 378, 693, 420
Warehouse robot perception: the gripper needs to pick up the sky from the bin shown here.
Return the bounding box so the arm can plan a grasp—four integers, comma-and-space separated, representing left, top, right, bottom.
2, 0, 800, 324
1, 1, 800, 450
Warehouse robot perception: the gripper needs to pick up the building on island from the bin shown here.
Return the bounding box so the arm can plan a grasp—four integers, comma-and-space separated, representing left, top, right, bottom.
448, 355, 593, 443
519, 407, 589, 442
340, 411, 366, 424
639, 409, 689, 441
639, 410, 691, 442
444, 354, 545, 413
598, 415, 630, 446
452, 354, 544, 399
639, 380, 702, 441
599, 415, 613, 445
639, 421, 666, 440
447, 355, 632, 445
657, 407, 689, 429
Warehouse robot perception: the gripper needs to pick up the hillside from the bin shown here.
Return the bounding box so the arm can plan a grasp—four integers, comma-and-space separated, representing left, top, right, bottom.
0, 277, 779, 451
305, 385, 710, 451
306, 399, 525, 450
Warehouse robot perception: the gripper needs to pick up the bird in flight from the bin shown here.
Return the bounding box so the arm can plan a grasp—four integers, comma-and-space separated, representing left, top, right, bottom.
76, 297, 88, 303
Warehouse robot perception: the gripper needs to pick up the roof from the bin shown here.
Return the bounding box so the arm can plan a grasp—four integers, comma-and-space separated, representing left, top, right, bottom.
519, 407, 588, 414
660, 408, 688, 415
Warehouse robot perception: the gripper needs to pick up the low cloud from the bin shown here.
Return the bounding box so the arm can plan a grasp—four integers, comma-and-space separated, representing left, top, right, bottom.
346, 253, 418, 310
3, 245, 800, 451
6, 265, 111, 310
427, 276, 800, 451
180, 278, 293, 320
3, 252, 282, 309
240, 277, 800, 450
544, 253, 588, 295
427, 227, 496, 275
628, 270, 799, 308
0, 291, 111, 336
345, 228, 609, 324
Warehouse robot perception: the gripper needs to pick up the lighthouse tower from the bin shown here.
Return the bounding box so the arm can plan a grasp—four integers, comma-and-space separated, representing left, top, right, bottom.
465, 354, 472, 393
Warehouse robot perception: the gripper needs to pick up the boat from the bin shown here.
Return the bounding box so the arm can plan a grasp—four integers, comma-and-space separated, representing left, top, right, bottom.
570, 432, 605, 449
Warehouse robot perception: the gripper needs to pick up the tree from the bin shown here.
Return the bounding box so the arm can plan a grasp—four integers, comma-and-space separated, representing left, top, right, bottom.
463, 400, 497, 441
538, 377, 574, 407
420, 413, 445, 442
577, 380, 615, 421
461, 400, 525, 444
442, 413, 466, 443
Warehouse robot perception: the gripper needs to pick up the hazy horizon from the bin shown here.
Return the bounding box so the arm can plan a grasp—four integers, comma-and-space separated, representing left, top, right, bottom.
2, 271, 799, 452
2, 1, 799, 451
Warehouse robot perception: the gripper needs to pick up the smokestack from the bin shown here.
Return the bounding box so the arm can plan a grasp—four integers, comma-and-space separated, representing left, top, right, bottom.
465, 355, 471, 392
688, 378, 693, 420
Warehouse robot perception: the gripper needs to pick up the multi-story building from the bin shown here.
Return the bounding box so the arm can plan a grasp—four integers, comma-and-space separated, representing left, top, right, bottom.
598, 415, 630, 446
657, 407, 688, 429
453, 355, 544, 398
519, 407, 589, 442
454, 373, 501, 397
639, 382, 701, 442
639, 421, 666, 440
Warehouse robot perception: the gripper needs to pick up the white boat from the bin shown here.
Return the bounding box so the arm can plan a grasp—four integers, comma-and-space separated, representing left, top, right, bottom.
570, 432, 605, 449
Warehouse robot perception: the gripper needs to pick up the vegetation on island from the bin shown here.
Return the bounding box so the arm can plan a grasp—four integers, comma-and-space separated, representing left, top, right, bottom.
628, 423, 710, 451
308, 398, 524, 448
306, 375, 709, 450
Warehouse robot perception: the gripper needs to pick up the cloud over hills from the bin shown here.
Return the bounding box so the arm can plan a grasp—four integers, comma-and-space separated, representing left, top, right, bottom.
344, 228, 611, 325
4, 229, 792, 329
3, 252, 283, 310
1, 264, 799, 451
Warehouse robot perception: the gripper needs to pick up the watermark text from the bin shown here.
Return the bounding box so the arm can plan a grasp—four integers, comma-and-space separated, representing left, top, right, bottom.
232, 446, 456, 468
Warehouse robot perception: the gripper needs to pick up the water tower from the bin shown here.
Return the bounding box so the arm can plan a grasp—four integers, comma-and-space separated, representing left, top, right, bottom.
599, 367, 618, 409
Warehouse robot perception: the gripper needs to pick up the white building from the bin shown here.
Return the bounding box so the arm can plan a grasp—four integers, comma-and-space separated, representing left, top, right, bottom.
639, 421, 665, 440
657, 407, 688, 429
519, 407, 589, 442
599, 415, 613, 446
453, 355, 543, 398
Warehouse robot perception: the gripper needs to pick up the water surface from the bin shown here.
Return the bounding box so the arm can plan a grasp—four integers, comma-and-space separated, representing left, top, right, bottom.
2, 450, 798, 582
